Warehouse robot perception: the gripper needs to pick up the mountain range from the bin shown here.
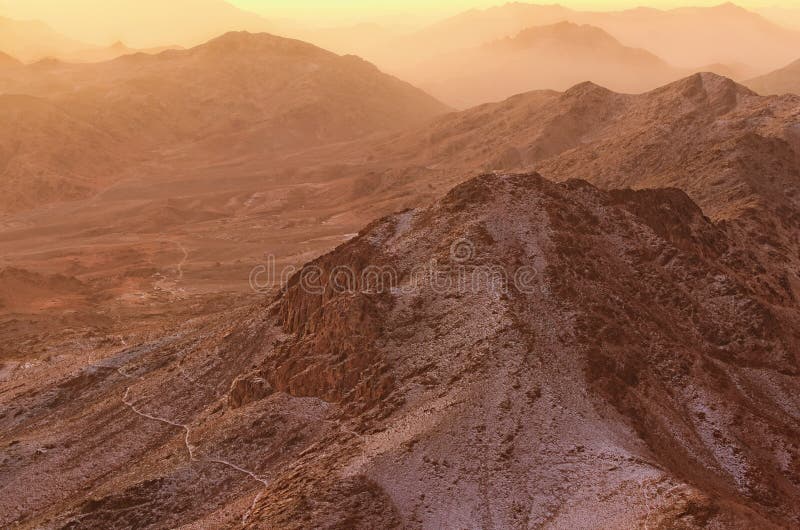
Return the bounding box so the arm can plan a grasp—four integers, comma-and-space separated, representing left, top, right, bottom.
318, 72, 799, 226
0, 31, 449, 213
388, 2, 800, 72
0, 16, 180, 63
4, 2, 799, 105
3, 54, 800, 526
2, 13, 800, 529
410, 21, 682, 107
0, 16, 89, 62
289, 2, 800, 107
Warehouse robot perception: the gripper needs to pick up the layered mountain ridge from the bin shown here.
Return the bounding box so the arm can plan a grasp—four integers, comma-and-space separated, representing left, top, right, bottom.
410, 21, 681, 107
0, 16, 88, 62
0, 31, 449, 213
397, 2, 800, 71
1, 22, 800, 529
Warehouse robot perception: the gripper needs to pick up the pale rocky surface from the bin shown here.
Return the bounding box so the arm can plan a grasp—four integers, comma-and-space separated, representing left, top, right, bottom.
3, 172, 800, 528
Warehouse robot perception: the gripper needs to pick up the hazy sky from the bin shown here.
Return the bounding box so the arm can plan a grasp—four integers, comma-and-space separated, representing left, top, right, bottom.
1, 1, 796, 26
2, 0, 798, 47
231, 0, 789, 15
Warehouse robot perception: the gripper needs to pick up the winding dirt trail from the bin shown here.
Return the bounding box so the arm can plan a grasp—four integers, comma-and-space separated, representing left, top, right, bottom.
242, 491, 263, 524
153, 240, 190, 297
207, 458, 270, 487
118, 368, 271, 518
122, 387, 197, 460
113, 347, 365, 525
174, 241, 188, 282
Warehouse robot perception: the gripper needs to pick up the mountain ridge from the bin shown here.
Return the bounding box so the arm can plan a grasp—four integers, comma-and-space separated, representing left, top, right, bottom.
411, 20, 679, 107
0, 15, 89, 61
0, 31, 450, 213
380, 2, 800, 75
0, 49, 22, 67
368, 72, 799, 221
745, 58, 800, 96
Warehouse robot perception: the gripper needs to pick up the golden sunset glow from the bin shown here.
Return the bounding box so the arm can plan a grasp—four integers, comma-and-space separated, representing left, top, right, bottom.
1, 1, 799, 43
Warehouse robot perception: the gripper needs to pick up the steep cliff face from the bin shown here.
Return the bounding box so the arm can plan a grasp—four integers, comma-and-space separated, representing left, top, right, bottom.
269, 234, 396, 408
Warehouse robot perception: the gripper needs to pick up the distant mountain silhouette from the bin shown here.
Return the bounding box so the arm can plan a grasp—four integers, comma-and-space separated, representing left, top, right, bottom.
0, 50, 22, 68
380, 2, 800, 73
745, 58, 800, 96
60, 41, 183, 63
0, 32, 449, 213
412, 22, 681, 107
0, 16, 88, 61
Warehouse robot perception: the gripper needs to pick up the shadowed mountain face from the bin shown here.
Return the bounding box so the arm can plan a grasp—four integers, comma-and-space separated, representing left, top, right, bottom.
411, 21, 681, 107
0, 31, 449, 213
746, 58, 800, 96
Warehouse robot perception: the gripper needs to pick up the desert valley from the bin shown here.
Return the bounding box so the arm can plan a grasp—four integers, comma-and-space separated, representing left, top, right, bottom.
1, 1, 800, 528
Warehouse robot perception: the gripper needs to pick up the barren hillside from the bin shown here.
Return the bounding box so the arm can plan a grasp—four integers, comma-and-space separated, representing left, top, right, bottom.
3, 173, 799, 528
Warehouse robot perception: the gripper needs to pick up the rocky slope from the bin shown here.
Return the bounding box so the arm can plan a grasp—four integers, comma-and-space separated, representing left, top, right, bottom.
366, 74, 800, 225
2, 59, 800, 530
3, 172, 799, 528
245, 173, 800, 528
